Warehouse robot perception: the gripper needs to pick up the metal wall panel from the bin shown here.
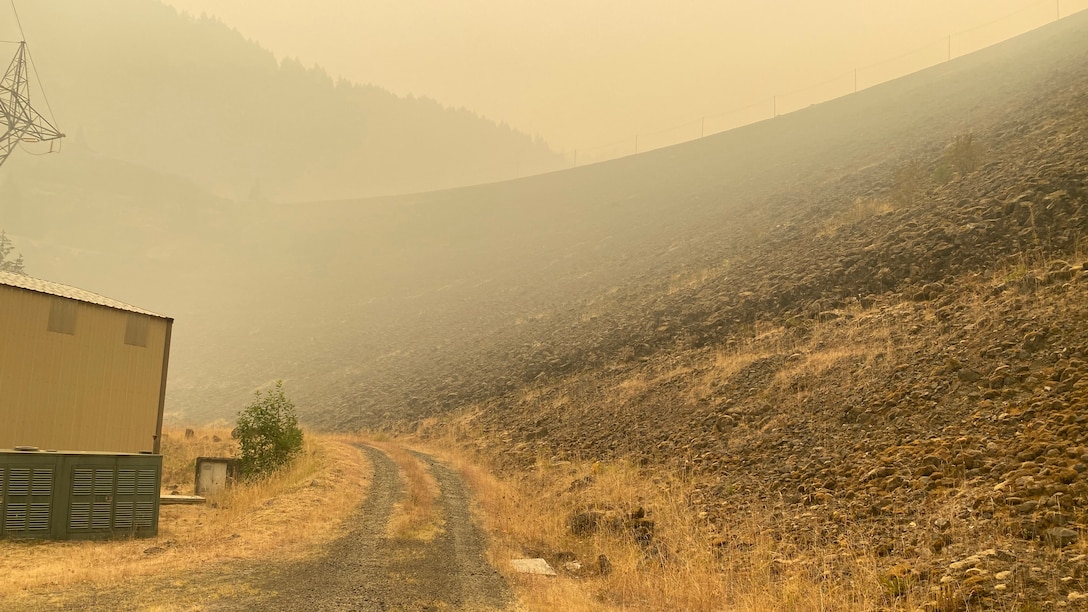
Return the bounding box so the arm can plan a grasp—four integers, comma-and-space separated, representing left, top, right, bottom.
0, 285, 170, 453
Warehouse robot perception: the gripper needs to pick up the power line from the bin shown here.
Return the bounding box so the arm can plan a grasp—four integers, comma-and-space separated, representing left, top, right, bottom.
9, 0, 25, 41
23, 42, 60, 129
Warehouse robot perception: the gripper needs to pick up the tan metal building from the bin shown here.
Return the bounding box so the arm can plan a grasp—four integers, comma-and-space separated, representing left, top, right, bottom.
0, 271, 172, 454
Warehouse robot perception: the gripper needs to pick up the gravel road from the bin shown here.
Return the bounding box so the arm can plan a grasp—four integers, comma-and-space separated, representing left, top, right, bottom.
248, 444, 513, 611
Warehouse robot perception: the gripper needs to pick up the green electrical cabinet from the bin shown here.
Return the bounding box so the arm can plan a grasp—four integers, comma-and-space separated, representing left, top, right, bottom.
0, 449, 162, 540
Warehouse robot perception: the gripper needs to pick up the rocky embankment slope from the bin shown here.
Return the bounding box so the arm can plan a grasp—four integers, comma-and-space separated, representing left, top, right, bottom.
417, 31, 1088, 611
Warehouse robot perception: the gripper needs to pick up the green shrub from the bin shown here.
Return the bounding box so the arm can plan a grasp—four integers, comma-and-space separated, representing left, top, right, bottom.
235, 381, 304, 478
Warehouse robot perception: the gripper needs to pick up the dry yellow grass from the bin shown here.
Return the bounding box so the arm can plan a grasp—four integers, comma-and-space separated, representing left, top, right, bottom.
683, 349, 774, 404
420, 279, 1083, 610
159, 425, 237, 495
574, 467, 1029, 611
666, 261, 732, 295
815, 197, 896, 239
614, 373, 649, 400
405, 442, 900, 612
0, 427, 369, 607
768, 344, 876, 395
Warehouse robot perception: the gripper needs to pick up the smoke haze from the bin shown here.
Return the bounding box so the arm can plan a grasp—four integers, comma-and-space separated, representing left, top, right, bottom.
1, 0, 1087, 427
159, 0, 1066, 149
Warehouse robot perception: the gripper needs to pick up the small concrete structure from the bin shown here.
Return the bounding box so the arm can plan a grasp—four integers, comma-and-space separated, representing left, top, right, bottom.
194, 457, 240, 497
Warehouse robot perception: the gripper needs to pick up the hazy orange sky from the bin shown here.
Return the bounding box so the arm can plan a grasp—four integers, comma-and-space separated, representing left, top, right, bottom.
162, 0, 1082, 153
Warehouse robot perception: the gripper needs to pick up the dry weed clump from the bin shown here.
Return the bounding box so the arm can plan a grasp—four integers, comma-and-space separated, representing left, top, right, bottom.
818, 197, 897, 238
892, 158, 929, 207
678, 349, 773, 406
946, 131, 980, 176
667, 261, 732, 295
0, 428, 369, 607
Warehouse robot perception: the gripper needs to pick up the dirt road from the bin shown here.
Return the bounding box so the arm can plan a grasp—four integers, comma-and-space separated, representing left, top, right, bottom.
250, 445, 512, 611
46, 445, 512, 611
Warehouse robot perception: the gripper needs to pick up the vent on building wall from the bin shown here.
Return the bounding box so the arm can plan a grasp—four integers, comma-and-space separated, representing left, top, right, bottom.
47, 298, 77, 335
124, 314, 149, 347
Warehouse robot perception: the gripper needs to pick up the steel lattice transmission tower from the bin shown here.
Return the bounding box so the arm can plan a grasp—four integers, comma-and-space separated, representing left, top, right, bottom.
1, 41, 63, 169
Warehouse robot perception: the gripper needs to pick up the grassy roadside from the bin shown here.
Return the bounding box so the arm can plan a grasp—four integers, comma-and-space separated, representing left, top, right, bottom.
394, 436, 877, 611
430, 448, 1084, 612
0, 427, 370, 608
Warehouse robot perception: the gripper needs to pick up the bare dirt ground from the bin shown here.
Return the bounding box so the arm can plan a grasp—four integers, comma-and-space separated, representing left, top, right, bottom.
41, 445, 511, 612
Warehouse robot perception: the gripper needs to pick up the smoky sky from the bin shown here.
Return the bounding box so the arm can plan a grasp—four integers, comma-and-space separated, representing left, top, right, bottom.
43, 1, 1088, 152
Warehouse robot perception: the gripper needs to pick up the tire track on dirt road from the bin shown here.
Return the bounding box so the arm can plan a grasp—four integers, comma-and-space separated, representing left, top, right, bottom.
253, 444, 512, 611
409, 450, 512, 609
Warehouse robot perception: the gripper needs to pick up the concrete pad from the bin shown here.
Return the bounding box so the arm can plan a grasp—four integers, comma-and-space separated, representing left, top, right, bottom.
511, 558, 557, 576
159, 494, 206, 505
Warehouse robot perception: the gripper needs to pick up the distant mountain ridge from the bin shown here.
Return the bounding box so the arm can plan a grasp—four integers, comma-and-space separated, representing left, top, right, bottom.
8, 0, 563, 202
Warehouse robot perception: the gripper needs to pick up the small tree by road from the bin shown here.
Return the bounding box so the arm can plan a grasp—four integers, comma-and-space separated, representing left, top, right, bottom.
235, 381, 304, 478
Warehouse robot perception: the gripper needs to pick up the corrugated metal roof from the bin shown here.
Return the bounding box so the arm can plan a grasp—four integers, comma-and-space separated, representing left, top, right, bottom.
0, 271, 170, 319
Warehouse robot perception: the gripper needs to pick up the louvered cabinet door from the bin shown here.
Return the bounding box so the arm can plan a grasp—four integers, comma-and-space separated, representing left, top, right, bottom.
111, 468, 158, 534
134, 467, 159, 534
67, 459, 161, 538
67, 466, 120, 536
1, 465, 54, 538
67, 467, 97, 533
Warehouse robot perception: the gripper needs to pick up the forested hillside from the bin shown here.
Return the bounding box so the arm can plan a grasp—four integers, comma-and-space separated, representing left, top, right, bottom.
5, 0, 562, 202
